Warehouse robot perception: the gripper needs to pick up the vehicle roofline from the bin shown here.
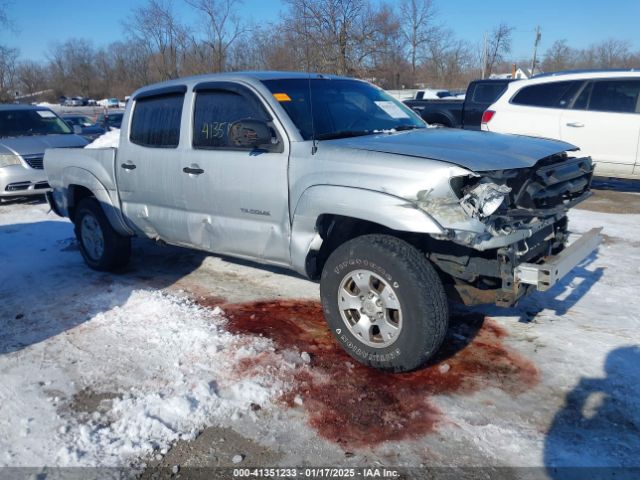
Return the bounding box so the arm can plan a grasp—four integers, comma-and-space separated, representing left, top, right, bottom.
129, 71, 368, 99
501, 69, 640, 88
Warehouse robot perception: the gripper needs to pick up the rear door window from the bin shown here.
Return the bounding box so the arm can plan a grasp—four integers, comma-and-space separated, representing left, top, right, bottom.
471, 83, 509, 104
511, 81, 583, 109
192, 90, 269, 149
587, 80, 640, 113
130, 93, 184, 148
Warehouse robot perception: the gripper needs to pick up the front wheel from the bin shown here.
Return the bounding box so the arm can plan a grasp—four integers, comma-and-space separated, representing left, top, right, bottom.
320, 234, 449, 372
74, 197, 131, 271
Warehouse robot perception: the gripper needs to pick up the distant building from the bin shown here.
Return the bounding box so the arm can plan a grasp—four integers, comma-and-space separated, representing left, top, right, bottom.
490, 67, 543, 80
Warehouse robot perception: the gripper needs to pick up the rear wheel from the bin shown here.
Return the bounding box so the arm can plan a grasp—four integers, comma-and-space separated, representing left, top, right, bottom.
320, 234, 449, 372
74, 197, 131, 271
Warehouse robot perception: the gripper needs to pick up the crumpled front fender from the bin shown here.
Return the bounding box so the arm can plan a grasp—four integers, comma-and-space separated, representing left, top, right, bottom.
290, 185, 445, 276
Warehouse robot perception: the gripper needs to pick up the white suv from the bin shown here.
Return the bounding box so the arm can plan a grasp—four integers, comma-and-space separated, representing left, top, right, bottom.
482, 70, 640, 179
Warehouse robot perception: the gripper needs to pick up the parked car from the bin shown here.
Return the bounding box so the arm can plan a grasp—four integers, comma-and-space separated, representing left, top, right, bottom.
414, 89, 456, 100
0, 105, 88, 199
96, 111, 124, 129
64, 97, 85, 107
404, 79, 513, 130
44, 72, 600, 372
482, 70, 640, 179
62, 114, 106, 141
96, 98, 120, 108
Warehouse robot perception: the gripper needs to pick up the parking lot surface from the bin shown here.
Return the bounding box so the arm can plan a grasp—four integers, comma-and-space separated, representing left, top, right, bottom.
0, 188, 639, 477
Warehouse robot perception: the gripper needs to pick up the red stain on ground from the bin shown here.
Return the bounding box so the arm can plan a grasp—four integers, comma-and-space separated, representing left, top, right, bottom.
199, 298, 539, 448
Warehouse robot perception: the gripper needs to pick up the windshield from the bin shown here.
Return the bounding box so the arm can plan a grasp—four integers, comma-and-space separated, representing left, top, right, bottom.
0, 109, 72, 137
65, 116, 94, 127
262, 78, 425, 140
100, 113, 123, 128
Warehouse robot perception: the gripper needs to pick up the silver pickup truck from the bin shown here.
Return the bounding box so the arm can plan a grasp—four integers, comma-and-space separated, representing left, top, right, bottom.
44, 72, 601, 372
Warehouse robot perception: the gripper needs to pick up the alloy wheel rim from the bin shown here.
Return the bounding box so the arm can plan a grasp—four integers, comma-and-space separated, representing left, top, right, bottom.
80, 214, 105, 261
337, 269, 403, 348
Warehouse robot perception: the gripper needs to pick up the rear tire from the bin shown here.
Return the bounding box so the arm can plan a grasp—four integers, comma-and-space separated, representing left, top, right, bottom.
74, 197, 131, 271
320, 234, 449, 372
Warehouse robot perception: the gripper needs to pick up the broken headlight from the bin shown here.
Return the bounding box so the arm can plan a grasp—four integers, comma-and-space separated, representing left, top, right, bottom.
459, 183, 511, 219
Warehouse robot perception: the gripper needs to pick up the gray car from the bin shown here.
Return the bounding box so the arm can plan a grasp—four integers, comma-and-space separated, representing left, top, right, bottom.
0, 105, 88, 199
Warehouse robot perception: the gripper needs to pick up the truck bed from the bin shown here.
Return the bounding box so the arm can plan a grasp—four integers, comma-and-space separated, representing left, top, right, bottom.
44, 147, 122, 222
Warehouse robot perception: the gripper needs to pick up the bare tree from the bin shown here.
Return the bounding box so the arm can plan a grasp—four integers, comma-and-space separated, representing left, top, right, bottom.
424, 32, 473, 88
283, 0, 370, 75
47, 39, 96, 97
399, 0, 437, 81
16, 60, 48, 96
184, 0, 248, 72
124, 0, 187, 80
484, 23, 513, 77
542, 39, 575, 72
0, 45, 18, 102
590, 38, 632, 68
363, 4, 406, 87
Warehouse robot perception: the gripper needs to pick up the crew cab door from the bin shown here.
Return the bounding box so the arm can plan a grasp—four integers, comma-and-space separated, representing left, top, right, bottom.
182, 82, 291, 264
116, 86, 192, 245
560, 79, 640, 178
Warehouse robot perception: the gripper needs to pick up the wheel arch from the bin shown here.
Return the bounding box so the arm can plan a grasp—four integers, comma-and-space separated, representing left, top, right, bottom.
423, 110, 456, 127
58, 167, 133, 236
290, 185, 445, 279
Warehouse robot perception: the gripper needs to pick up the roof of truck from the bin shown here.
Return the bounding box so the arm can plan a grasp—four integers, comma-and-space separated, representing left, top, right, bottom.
130, 71, 360, 100
0, 104, 52, 111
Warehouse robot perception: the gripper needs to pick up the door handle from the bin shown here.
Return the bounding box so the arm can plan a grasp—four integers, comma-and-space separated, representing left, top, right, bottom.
121, 163, 136, 170
183, 166, 204, 175
566, 122, 585, 128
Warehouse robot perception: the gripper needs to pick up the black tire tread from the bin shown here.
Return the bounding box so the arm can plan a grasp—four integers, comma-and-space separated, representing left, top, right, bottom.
74, 197, 131, 271
321, 234, 449, 372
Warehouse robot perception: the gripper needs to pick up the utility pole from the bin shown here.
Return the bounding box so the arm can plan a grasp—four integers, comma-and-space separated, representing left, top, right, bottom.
530, 26, 541, 75
481, 32, 488, 79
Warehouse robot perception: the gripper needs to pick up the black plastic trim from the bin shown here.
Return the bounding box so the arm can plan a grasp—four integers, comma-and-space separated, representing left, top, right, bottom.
133, 85, 187, 101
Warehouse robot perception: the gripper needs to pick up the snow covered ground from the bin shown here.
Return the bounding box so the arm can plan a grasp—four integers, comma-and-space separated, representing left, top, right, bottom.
0, 196, 638, 477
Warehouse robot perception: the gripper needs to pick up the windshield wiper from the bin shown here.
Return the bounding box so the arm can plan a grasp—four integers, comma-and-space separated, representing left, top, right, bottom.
393, 124, 423, 131
315, 130, 373, 141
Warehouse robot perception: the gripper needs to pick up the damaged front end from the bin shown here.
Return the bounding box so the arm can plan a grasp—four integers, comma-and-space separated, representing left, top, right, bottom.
416, 152, 601, 307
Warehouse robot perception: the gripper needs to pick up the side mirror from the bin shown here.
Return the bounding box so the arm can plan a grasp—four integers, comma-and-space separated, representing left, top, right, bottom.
229, 119, 274, 149
72, 125, 83, 135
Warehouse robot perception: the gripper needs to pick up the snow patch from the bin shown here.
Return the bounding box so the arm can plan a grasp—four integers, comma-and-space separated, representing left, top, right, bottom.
85, 128, 120, 149
1, 284, 298, 466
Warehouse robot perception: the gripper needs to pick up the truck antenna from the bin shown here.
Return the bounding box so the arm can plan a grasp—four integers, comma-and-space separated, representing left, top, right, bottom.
308, 73, 318, 155
302, 8, 318, 155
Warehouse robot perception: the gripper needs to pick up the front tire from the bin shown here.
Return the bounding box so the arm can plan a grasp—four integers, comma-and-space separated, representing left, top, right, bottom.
74, 197, 131, 271
320, 234, 449, 372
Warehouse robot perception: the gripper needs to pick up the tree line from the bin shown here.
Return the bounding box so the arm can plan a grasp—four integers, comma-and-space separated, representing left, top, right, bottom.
1, 0, 639, 103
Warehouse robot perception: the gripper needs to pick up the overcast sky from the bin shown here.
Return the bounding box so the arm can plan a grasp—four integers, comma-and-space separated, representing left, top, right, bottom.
2, 0, 639, 63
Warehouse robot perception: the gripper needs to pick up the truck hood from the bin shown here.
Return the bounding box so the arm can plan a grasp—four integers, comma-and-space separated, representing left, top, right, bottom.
0, 134, 88, 156
326, 128, 577, 172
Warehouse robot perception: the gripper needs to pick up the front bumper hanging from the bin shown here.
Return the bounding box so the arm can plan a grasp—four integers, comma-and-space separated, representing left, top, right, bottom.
514, 228, 602, 292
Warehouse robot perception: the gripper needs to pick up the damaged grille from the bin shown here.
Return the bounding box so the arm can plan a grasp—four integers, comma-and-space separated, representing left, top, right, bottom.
505, 154, 594, 216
